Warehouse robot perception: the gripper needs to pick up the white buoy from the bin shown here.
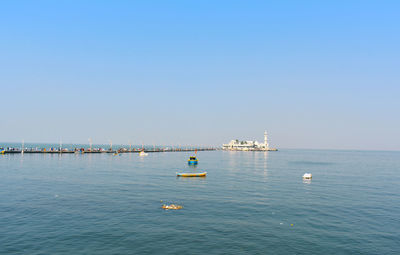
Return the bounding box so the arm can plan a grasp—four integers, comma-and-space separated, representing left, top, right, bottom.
303, 173, 312, 179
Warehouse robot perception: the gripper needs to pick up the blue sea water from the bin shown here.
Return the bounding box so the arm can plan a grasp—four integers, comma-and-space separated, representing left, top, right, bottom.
0, 149, 399, 254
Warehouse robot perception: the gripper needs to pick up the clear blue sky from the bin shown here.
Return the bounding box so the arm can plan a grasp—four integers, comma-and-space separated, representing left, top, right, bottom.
1, 0, 399, 150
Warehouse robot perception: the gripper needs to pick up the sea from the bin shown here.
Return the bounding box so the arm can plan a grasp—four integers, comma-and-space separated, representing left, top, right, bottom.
0, 148, 399, 254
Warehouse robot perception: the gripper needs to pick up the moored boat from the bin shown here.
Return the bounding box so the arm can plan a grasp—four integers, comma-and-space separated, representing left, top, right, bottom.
176, 172, 207, 177
188, 156, 198, 165
139, 150, 148, 156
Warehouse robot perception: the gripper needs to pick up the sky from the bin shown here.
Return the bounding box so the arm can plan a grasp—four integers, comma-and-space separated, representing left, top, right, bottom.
1, 0, 399, 150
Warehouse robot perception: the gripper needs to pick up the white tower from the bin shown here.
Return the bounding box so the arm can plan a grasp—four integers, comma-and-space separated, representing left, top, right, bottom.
264, 131, 269, 150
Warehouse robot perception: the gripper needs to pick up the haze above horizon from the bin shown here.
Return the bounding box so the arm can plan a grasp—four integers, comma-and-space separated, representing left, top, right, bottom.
1, 0, 399, 151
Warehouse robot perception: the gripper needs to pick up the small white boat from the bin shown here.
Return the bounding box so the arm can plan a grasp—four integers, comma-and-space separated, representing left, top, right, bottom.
302, 173, 312, 179
139, 151, 148, 156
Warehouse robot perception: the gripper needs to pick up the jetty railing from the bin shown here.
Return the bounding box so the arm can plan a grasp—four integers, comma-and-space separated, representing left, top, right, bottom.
0, 147, 217, 154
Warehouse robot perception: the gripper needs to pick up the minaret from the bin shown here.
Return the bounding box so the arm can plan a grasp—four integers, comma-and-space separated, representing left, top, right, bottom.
264, 131, 269, 150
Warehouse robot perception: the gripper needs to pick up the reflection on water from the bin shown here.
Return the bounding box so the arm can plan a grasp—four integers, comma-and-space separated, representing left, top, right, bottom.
20, 151, 24, 164
226, 151, 239, 170
188, 164, 198, 170
261, 152, 268, 178
222, 151, 270, 183
176, 176, 207, 182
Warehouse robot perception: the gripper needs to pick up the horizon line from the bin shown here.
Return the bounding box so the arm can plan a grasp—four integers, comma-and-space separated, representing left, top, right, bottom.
1, 141, 399, 152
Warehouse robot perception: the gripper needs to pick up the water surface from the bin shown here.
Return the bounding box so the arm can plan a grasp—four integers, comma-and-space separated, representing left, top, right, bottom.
0, 149, 399, 254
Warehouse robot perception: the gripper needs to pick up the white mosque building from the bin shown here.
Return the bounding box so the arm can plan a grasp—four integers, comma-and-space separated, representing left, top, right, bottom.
222, 131, 277, 151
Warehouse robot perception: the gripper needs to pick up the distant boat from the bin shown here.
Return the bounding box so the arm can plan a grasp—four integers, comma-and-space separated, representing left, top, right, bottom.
303, 173, 312, 179
139, 150, 148, 156
176, 172, 206, 177
188, 156, 198, 165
